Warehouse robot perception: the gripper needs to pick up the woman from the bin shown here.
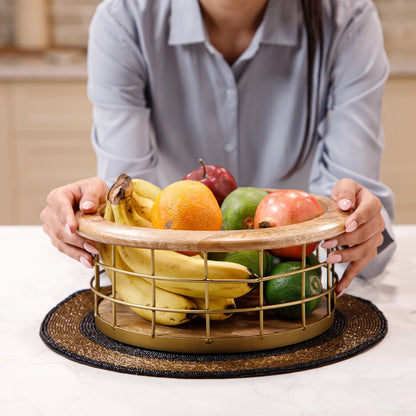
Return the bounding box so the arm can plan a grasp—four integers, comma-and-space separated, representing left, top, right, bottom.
41, 0, 395, 296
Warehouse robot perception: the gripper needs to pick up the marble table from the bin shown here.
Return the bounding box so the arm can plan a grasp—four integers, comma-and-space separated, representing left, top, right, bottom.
1, 225, 415, 415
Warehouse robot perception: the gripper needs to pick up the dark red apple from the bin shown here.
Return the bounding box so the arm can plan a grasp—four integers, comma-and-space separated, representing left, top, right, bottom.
254, 189, 324, 259
183, 159, 238, 205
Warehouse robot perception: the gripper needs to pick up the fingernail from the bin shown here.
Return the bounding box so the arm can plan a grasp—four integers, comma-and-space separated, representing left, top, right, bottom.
84, 242, 99, 255
321, 239, 338, 249
339, 198, 353, 211
80, 256, 93, 268
80, 200, 95, 210
337, 287, 346, 297
346, 220, 358, 233
65, 223, 72, 236
327, 253, 342, 264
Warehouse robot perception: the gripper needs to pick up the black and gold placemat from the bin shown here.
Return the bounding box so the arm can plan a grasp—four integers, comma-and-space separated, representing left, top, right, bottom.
39, 289, 387, 378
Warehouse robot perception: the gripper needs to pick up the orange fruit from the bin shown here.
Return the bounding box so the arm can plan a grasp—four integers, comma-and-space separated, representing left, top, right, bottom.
151, 180, 222, 232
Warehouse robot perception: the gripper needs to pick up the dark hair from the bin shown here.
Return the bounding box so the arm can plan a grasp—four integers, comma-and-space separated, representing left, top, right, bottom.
285, 0, 323, 178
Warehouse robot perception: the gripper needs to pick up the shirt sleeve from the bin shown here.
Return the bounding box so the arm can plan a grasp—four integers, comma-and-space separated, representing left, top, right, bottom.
87, 3, 160, 187
309, 3, 396, 278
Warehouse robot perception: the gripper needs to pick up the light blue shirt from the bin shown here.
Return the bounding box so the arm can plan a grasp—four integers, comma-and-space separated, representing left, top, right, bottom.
87, 0, 396, 278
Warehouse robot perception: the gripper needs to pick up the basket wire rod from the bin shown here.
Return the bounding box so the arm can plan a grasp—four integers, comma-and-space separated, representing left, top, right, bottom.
301, 244, 307, 329
258, 250, 264, 339
150, 249, 156, 337
89, 275, 332, 314
203, 251, 211, 343
93, 259, 254, 284
111, 244, 117, 328
332, 261, 337, 310
326, 249, 332, 315
93, 254, 100, 318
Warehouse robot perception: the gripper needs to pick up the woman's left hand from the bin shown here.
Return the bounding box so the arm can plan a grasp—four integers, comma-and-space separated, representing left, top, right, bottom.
321, 178, 385, 296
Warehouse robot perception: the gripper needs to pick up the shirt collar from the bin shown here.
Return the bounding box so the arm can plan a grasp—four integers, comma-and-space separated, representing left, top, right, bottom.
168, 0, 206, 45
168, 0, 300, 47
261, 0, 301, 46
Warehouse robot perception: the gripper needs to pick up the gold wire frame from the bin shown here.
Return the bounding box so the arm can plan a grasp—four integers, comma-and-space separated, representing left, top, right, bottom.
89, 246, 338, 353
78, 194, 346, 353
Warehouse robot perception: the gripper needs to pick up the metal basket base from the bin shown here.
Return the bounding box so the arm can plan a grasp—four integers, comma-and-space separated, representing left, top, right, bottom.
95, 295, 336, 354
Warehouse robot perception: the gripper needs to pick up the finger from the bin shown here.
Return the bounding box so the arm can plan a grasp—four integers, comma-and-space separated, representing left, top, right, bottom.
42, 207, 99, 255
326, 231, 382, 297
45, 186, 80, 234
43, 223, 95, 267
331, 178, 359, 212
41, 204, 72, 240
323, 212, 385, 249
79, 177, 109, 213
327, 231, 383, 265
344, 188, 383, 234
336, 251, 378, 296
69, 178, 108, 234
45, 178, 108, 234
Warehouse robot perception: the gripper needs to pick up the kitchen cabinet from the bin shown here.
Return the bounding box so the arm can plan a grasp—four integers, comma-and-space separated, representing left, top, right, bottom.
0, 82, 12, 222
0, 80, 96, 224
380, 76, 416, 224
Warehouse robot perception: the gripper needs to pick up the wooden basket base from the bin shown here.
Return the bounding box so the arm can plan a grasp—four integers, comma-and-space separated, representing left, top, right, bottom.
95, 291, 335, 353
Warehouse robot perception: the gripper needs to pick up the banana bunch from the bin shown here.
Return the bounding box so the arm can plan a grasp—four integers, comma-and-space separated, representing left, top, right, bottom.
98, 174, 255, 325
99, 202, 197, 326
191, 297, 236, 321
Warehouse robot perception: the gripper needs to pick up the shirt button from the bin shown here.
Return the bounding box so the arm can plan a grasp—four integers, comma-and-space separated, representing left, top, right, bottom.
224, 142, 234, 152
226, 88, 236, 97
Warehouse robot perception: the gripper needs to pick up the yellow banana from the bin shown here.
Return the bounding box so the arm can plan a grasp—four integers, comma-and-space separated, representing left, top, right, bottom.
107, 175, 156, 226
117, 244, 255, 299
112, 196, 153, 228
131, 177, 160, 221
192, 297, 236, 321
103, 197, 115, 222
100, 245, 197, 326
131, 191, 154, 222
131, 178, 161, 201
100, 199, 196, 326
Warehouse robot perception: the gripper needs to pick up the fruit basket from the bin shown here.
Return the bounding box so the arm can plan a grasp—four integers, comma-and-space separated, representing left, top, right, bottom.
77, 193, 348, 354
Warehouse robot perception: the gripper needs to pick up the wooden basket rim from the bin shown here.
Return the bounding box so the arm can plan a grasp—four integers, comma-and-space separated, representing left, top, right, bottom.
76, 194, 348, 252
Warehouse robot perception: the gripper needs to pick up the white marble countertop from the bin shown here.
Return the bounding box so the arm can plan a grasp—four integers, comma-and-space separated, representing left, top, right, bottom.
1, 225, 415, 416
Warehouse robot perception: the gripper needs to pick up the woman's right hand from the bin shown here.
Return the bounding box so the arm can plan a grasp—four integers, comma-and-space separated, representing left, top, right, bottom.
40, 177, 109, 267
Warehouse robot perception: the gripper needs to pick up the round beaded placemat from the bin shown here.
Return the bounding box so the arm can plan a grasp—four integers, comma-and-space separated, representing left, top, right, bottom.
40, 289, 387, 378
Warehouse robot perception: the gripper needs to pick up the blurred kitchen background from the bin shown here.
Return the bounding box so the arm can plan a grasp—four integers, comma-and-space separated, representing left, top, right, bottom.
0, 0, 415, 225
